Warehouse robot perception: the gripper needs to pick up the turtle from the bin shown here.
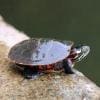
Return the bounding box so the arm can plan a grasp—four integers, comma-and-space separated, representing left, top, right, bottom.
8, 38, 90, 79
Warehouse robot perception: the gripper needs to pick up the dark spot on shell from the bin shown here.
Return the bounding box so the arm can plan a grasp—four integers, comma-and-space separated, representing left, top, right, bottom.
42, 53, 45, 58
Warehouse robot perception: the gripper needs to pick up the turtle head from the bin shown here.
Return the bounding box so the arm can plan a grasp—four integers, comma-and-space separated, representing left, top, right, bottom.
73, 45, 90, 62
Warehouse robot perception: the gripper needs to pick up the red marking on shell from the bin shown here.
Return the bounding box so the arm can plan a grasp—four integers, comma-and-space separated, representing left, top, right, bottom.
38, 64, 54, 72
38, 65, 43, 70
47, 65, 53, 69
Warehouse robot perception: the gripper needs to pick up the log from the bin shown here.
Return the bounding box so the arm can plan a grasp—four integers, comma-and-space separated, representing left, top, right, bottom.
0, 15, 100, 100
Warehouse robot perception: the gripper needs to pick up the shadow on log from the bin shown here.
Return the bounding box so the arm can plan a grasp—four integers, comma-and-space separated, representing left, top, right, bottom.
0, 15, 100, 100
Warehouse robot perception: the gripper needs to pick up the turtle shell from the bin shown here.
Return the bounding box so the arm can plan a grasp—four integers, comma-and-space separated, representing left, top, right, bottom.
8, 38, 74, 66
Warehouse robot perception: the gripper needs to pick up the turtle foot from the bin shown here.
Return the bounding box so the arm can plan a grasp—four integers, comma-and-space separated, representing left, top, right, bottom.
64, 69, 74, 74
23, 67, 42, 79
63, 60, 74, 74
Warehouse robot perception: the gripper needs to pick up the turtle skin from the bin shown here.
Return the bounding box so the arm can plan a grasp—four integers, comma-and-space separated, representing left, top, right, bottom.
16, 59, 73, 79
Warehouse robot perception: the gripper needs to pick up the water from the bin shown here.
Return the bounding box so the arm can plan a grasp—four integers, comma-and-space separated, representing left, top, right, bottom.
0, 0, 100, 86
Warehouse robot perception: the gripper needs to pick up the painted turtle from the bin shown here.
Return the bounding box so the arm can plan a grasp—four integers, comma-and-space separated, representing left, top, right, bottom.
8, 38, 90, 79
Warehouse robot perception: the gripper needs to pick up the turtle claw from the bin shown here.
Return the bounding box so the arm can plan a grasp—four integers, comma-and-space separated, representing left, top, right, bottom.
23, 67, 41, 79
24, 73, 39, 79
66, 67, 74, 74
24, 74, 38, 80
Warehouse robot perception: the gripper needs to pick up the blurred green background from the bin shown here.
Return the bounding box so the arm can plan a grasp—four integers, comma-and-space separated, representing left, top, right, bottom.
0, 0, 100, 86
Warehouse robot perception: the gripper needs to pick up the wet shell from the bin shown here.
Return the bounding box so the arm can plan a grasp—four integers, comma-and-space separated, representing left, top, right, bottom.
8, 38, 74, 66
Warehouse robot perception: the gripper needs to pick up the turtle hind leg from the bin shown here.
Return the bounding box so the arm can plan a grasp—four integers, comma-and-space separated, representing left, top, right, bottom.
63, 60, 74, 74
23, 67, 41, 79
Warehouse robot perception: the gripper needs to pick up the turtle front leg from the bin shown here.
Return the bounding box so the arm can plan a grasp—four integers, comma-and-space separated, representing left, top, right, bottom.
63, 59, 74, 74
